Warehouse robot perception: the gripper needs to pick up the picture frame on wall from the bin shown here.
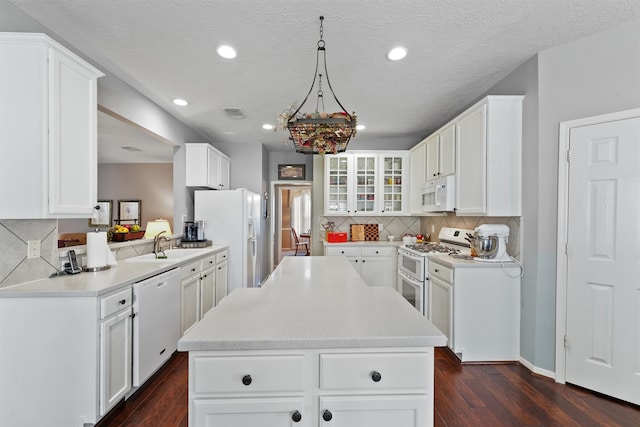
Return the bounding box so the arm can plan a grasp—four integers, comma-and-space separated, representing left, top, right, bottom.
117, 200, 141, 225
88, 200, 112, 228
278, 164, 306, 180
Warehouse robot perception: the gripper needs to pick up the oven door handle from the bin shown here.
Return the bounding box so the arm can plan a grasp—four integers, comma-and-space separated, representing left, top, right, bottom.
399, 249, 423, 262
399, 270, 424, 286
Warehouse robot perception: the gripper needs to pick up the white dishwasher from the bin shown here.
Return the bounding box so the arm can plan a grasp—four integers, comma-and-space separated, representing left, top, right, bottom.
132, 268, 181, 387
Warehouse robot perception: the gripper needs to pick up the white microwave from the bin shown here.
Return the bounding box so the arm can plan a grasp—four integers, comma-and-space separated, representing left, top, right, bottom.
421, 175, 456, 212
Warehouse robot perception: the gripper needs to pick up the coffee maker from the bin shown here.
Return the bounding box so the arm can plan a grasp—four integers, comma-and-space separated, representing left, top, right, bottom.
183, 220, 205, 242
472, 224, 511, 262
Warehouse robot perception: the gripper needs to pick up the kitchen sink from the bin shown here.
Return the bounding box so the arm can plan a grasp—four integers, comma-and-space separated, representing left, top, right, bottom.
124, 248, 212, 263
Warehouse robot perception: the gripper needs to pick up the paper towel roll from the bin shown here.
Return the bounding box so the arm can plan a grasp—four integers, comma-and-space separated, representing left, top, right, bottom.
86, 232, 109, 269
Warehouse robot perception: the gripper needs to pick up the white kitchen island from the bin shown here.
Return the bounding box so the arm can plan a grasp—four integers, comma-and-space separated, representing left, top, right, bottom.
178, 256, 446, 427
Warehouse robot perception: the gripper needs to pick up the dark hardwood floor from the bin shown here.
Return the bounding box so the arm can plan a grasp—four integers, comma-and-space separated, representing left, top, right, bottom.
97, 348, 640, 427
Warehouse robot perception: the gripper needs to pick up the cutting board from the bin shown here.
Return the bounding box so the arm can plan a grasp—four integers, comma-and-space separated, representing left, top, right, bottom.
350, 224, 379, 241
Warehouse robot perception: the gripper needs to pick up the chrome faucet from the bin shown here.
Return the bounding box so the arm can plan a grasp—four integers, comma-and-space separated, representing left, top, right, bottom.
153, 231, 170, 258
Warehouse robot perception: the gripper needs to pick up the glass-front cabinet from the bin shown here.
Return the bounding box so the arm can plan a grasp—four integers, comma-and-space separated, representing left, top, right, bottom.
326, 155, 350, 214
324, 151, 409, 216
381, 154, 405, 214
354, 155, 378, 214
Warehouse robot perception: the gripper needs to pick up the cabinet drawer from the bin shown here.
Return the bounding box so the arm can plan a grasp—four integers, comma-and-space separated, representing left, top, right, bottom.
216, 250, 228, 264
202, 255, 216, 269
320, 352, 432, 391
361, 246, 396, 257
325, 246, 360, 257
193, 355, 304, 394
428, 262, 452, 283
181, 260, 201, 279
100, 287, 132, 319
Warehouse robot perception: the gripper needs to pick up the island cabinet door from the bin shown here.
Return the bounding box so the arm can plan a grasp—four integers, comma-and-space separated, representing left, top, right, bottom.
318, 395, 431, 427
193, 397, 307, 426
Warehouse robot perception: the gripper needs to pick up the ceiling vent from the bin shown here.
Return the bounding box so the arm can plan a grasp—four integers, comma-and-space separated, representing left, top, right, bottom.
224, 108, 246, 119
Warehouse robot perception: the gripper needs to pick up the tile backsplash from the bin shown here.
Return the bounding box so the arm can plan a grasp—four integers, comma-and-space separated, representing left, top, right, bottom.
0, 219, 58, 288
421, 214, 521, 260
319, 216, 421, 241
0, 219, 179, 288
318, 214, 521, 259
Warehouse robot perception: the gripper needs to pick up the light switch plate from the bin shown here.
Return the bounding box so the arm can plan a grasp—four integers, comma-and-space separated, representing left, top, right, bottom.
27, 240, 41, 259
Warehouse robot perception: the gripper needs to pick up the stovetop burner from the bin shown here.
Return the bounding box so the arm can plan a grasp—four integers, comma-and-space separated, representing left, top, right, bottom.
404, 243, 461, 254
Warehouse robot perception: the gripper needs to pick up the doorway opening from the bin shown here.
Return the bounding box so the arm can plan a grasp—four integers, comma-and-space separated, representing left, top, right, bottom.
271, 182, 312, 268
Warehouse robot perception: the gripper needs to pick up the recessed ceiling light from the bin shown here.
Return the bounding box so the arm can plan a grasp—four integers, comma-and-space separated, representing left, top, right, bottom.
262, 124, 274, 130
216, 45, 237, 59
387, 47, 408, 61
172, 98, 189, 106
356, 124, 366, 131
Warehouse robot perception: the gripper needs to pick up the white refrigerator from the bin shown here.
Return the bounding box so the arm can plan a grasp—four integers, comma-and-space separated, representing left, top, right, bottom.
194, 189, 261, 293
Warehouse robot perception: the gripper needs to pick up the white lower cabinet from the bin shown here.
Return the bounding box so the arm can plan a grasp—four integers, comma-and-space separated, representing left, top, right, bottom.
181, 249, 229, 335
194, 398, 307, 426
188, 348, 434, 427
325, 245, 397, 289
99, 307, 132, 415
319, 396, 431, 427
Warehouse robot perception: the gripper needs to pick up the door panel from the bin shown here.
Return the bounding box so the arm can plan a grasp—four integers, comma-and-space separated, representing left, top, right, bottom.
566, 116, 640, 405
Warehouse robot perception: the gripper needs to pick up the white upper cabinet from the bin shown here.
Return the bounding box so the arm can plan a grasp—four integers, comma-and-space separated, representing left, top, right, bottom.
324, 151, 409, 216
0, 33, 103, 218
185, 143, 231, 189
409, 142, 427, 215
425, 124, 456, 181
455, 96, 523, 216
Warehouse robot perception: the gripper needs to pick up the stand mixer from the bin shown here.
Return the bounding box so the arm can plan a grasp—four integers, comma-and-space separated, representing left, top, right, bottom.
472, 224, 511, 262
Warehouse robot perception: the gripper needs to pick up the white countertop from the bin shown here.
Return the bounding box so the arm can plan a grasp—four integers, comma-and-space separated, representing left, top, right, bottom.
322, 240, 402, 247
178, 256, 446, 351
427, 253, 522, 269
0, 245, 227, 298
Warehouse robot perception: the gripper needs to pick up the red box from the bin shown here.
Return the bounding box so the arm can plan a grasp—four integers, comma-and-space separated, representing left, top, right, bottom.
326, 231, 348, 243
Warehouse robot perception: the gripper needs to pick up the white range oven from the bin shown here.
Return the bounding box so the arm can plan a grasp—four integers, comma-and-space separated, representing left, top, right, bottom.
397, 227, 474, 316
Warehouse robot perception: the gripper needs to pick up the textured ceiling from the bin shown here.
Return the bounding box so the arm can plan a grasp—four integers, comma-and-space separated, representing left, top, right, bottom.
8, 0, 640, 154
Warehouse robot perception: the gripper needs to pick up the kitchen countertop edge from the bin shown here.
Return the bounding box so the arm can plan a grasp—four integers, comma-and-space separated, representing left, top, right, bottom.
0, 245, 228, 298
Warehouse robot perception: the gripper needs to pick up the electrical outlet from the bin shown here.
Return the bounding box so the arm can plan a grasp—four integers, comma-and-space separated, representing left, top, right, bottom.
378, 224, 383, 231
27, 240, 41, 259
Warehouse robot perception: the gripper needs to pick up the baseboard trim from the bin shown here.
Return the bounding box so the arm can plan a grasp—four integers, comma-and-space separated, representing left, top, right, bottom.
519, 356, 556, 380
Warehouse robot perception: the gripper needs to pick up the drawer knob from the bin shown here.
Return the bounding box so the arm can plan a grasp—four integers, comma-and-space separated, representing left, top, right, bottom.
371, 371, 382, 382
322, 410, 333, 422
119, 299, 126, 305
434, 268, 439, 272
291, 410, 302, 422
241, 374, 252, 386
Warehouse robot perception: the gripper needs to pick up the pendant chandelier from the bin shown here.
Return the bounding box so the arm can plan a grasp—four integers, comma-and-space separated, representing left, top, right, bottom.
283, 16, 357, 154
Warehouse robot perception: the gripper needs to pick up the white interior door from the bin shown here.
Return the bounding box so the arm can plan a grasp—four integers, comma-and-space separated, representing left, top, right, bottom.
565, 116, 640, 405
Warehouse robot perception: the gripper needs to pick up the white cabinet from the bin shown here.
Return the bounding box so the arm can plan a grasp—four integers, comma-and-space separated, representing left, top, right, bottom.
409, 142, 427, 215
181, 249, 229, 335
0, 32, 103, 219
189, 348, 434, 427
0, 284, 135, 426
427, 262, 453, 350
324, 152, 409, 216
428, 256, 521, 362
186, 143, 231, 189
455, 96, 523, 216
325, 245, 397, 289
99, 288, 133, 416
425, 124, 456, 181
215, 251, 228, 306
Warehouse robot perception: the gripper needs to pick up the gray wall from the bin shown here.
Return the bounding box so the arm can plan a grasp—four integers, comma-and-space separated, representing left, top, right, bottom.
480, 19, 640, 372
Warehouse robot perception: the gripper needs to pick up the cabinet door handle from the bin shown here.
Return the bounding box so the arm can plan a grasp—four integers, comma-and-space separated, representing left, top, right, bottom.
241, 374, 252, 386
119, 299, 126, 305
434, 268, 439, 273
371, 371, 382, 382
192, 268, 197, 272
375, 251, 379, 254
291, 410, 302, 423
322, 410, 333, 422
